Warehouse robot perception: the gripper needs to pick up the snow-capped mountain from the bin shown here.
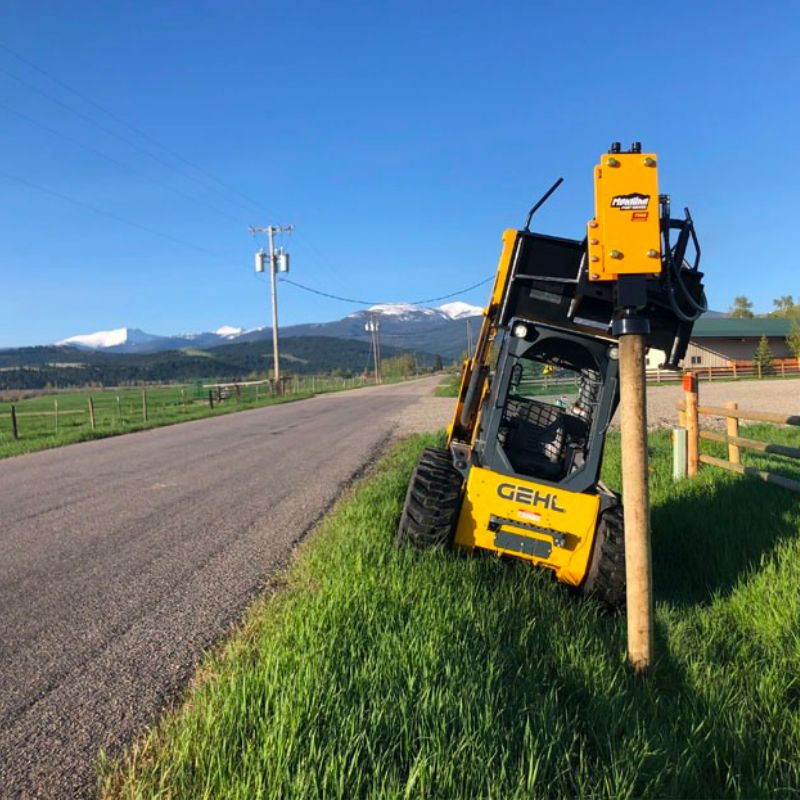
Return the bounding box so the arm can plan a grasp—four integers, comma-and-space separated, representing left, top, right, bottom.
353, 302, 483, 322
57, 327, 165, 350
56, 325, 253, 354
438, 301, 483, 319
52, 302, 485, 357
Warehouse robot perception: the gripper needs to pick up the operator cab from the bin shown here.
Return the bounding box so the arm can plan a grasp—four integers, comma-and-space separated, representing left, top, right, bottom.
478, 321, 620, 494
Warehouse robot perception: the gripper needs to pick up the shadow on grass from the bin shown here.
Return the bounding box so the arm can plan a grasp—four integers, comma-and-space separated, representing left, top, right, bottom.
650, 469, 799, 607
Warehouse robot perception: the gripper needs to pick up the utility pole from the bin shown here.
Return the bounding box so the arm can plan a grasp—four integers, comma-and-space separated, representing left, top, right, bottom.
250, 224, 294, 388
365, 313, 382, 384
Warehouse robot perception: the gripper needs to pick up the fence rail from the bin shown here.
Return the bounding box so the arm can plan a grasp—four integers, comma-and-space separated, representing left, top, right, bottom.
1, 374, 383, 444
675, 373, 800, 493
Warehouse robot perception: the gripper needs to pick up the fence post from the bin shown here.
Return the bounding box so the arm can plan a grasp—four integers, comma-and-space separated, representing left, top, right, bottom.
142, 390, 148, 422
726, 401, 740, 465
684, 372, 699, 477
672, 428, 688, 480
88, 397, 96, 431
618, 333, 654, 673
11, 405, 18, 440
208, 390, 214, 409
781, 361, 786, 378
181, 388, 186, 410
116, 395, 122, 425
54, 399, 59, 434
757, 362, 763, 379
732, 362, 737, 379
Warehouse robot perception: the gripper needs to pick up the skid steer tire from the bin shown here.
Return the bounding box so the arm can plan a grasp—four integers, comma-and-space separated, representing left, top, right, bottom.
580, 503, 626, 612
396, 447, 463, 549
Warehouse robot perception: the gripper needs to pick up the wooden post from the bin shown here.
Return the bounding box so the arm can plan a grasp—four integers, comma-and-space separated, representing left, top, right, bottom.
618, 334, 653, 673
142, 390, 148, 422
733, 362, 737, 379
673, 428, 688, 480
757, 362, 763, 379
685, 372, 699, 477
781, 361, 786, 378
235, 384, 241, 402
726, 401, 740, 465
88, 397, 96, 431
54, 400, 59, 434
181, 388, 186, 410
116, 395, 122, 424
10, 405, 18, 440
208, 389, 214, 409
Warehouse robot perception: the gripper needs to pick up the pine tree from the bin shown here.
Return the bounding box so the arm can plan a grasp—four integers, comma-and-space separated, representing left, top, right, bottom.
753, 335, 774, 375
787, 319, 800, 361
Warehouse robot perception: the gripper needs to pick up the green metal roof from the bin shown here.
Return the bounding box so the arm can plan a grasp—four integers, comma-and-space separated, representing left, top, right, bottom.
692, 317, 793, 338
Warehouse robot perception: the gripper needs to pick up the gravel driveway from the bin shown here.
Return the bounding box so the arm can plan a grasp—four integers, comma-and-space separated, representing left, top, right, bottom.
393, 377, 800, 434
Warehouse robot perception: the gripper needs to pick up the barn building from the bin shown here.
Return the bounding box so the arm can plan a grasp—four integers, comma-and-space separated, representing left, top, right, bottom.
645, 317, 796, 371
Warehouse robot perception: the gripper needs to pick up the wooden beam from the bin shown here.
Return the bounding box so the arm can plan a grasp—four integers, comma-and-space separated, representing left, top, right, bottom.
699, 454, 800, 493
699, 430, 800, 461
697, 405, 800, 426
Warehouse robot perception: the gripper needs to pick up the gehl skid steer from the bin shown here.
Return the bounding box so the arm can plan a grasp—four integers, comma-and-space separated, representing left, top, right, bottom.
397, 143, 706, 610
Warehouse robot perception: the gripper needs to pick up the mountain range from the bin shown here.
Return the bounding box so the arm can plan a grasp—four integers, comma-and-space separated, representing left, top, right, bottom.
0, 302, 484, 391
54, 302, 484, 357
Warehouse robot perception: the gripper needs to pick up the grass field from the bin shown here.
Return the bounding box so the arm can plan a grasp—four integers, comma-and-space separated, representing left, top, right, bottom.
0, 377, 370, 460
102, 421, 800, 799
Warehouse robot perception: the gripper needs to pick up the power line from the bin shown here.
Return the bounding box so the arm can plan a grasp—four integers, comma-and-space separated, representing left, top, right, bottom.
0, 61, 259, 218
276, 277, 383, 305
0, 168, 231, 260
411, 277, 494, 304
278, 275, 493, 306
0, 101, 245, 224
0, 40, 266, 212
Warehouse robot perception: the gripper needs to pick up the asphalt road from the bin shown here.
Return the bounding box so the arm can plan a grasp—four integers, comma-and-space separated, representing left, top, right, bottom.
0, 377, 439, 799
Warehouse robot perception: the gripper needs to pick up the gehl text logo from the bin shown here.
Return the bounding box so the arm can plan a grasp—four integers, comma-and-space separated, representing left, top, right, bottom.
497, 483, 566, 513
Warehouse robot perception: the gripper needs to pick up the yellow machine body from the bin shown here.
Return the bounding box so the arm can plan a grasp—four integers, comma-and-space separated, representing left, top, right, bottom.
452, 466, 601, 586
447, 228, 517, 444
587, 151, 661, 282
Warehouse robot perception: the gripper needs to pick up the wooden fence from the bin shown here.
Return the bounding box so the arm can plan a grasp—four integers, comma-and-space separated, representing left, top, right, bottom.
1, 374, 382, 443
676, 373, 800, 492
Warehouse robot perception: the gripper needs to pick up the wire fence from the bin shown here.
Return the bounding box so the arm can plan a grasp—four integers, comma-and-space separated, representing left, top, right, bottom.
0, 375, 378, 446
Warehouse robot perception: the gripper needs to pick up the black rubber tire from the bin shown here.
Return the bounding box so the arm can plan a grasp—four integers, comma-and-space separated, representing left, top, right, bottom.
580, 502, 626, 612
396, 447, 463, 549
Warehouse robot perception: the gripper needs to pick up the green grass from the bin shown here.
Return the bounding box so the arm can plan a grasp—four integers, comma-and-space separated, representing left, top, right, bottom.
0, 376, 376, 460
434, 373, 461, 396
102, 426, 800, 799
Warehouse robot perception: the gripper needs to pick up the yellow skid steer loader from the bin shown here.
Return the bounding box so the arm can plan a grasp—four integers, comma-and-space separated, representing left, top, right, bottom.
397, 142, 706, 610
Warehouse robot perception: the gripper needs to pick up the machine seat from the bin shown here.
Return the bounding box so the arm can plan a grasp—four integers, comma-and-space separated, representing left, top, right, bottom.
500, 397, 566, 479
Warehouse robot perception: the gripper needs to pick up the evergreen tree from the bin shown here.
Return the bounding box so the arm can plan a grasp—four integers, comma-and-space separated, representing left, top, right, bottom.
786, 319, 800, 361
753, 335, 774, 375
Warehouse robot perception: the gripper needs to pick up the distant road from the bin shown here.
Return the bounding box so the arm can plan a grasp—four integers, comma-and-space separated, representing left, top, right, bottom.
0, 377, 439, 799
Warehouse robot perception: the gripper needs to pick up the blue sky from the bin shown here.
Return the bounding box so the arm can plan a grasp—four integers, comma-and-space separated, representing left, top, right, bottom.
1, 1, 798, 347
